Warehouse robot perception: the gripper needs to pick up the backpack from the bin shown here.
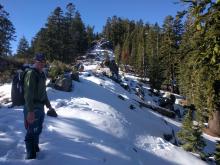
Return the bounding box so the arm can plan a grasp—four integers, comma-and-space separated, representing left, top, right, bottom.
11, 68, 37, 106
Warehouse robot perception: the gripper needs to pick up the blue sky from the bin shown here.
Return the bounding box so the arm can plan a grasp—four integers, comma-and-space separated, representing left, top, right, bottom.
1, 0, 185, 54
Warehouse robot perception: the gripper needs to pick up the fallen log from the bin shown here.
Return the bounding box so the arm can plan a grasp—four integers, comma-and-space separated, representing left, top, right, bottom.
134, 99, 176, 119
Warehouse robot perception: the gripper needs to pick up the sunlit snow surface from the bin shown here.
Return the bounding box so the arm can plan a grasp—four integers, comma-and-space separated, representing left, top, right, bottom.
0, 64, 217, 165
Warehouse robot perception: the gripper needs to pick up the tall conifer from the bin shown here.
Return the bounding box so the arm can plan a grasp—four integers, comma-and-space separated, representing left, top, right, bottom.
0, 4, 15, 56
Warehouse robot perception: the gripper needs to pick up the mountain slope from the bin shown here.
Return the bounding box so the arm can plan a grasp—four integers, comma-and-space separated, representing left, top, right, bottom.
0, 68, 209, 165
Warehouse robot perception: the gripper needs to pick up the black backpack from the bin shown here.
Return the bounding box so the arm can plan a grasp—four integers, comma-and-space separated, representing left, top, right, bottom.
11, 69, 28, 106
11, 68, 37, 106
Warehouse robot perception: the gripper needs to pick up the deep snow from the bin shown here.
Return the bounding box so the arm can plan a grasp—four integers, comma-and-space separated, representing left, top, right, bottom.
0, 64, 218, 165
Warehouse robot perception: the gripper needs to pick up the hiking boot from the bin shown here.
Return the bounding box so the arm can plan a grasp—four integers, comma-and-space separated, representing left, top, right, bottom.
25, 141, 36, 159
35, 144, 40, 152
26, 152, 36, 160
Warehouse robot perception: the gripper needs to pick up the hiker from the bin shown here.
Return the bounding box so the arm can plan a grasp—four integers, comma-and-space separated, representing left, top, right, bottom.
102, 56, 119, 80
23, 53, 56, 159
109, 60, 119, 79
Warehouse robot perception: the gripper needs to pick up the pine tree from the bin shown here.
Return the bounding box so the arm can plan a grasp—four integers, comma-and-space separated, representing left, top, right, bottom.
215, 141, 220, 165
179, 0, 220, 136
86, 25, 96, 49
122, 34, 131, 65
114, 43, 121, 65
160, 16, 175, 90
65, 2, 75, 19
0, 4, 15, 56
31, 27, 50, 60
130, 27, 139, 71
31, 3, 88, 63
160, 15, 183, 92
73, 11, 88, 56
177, 109, 206, 155
146, 24, 164, 90
63, 2, 76, 62
136, 21, 145, 74
16, 36, 30, 58
46, 7, 65, 61
177, 15, 195, 100
102, 16, 128, 49
102, 17, 112, 41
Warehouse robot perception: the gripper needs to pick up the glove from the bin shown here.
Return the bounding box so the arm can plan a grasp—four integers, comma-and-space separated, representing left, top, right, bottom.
47, 108, 58, 117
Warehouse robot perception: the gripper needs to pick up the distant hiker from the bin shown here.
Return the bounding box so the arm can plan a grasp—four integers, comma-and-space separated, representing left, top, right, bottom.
23, 53, 57, 159
109, 60, 119, 79
103, 57, 119, 80
75, 61, 84, 72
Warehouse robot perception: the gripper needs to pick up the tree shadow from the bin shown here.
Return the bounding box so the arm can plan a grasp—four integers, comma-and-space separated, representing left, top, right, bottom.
43, 116, 179, 165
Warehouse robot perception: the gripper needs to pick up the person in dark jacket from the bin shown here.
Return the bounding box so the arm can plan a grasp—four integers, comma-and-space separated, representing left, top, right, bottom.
23, 53, 56, 159
109, 60, 119, 79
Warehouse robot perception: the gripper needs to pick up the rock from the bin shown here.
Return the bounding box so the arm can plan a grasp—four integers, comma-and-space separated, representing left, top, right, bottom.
54, 77, 73, 92
118, 95, 125, 100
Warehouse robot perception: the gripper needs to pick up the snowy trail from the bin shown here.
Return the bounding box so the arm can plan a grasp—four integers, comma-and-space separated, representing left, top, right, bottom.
0, 72, 210, 165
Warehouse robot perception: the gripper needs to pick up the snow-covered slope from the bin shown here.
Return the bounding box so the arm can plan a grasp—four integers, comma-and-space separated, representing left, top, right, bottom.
0, 66, 213, 165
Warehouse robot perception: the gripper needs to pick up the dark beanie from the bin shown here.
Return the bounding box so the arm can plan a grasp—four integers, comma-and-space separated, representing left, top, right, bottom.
34, 53, 46, 62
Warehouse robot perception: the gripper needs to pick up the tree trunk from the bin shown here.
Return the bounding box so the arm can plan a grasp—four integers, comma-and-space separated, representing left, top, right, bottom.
208, 111, 220, 137
135, 99, 176, 119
